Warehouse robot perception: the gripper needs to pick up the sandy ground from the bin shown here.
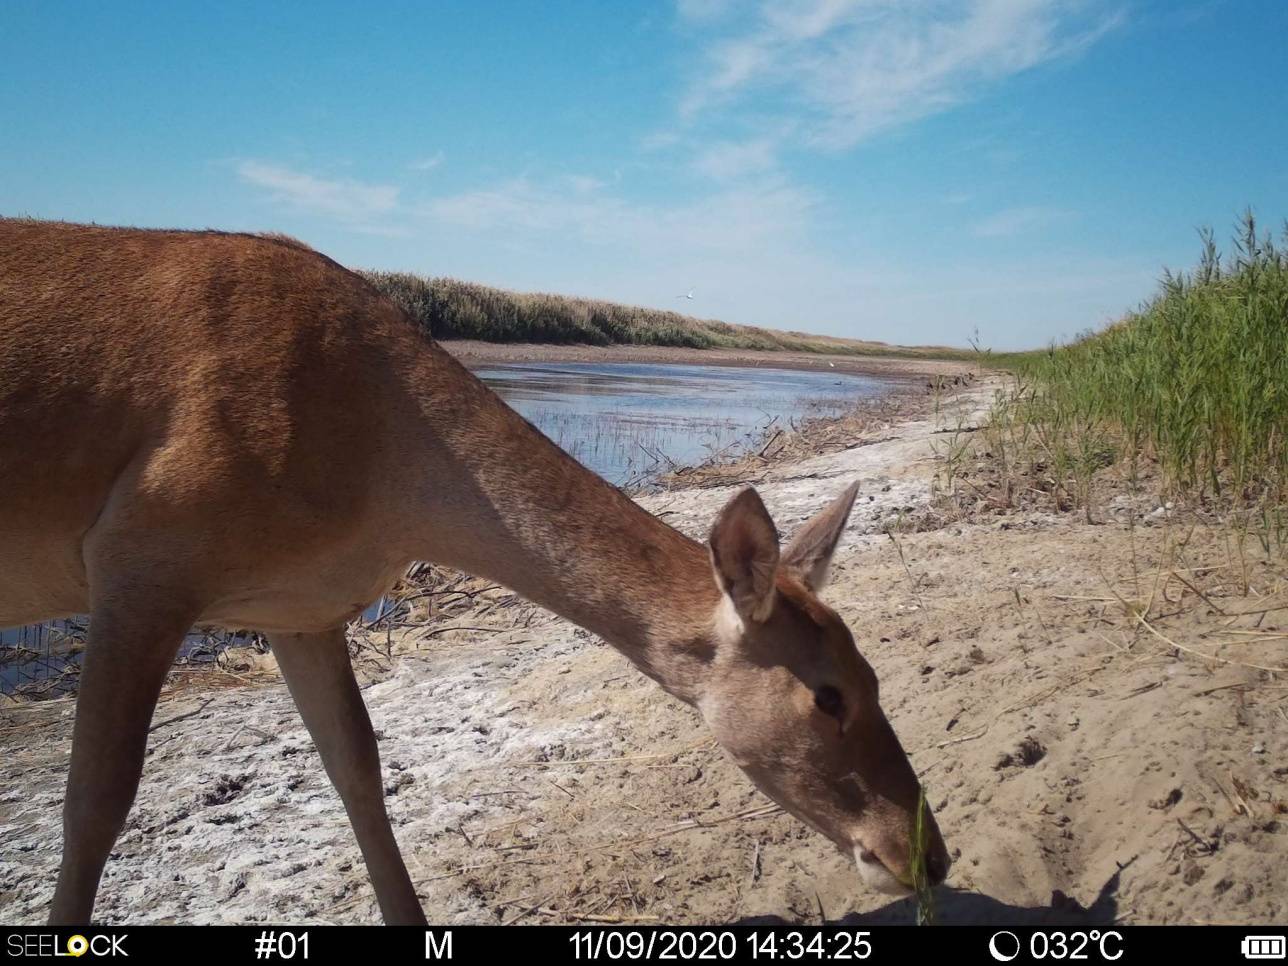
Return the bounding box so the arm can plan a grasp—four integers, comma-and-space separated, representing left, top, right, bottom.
1, 383, 1285, 926
441, 339, 972, 380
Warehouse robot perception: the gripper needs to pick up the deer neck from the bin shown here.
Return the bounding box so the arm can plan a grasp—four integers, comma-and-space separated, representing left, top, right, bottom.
402, 346, 721, 705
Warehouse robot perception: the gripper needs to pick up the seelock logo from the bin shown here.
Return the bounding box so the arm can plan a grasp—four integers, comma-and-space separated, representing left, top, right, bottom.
6, 934, 128, 958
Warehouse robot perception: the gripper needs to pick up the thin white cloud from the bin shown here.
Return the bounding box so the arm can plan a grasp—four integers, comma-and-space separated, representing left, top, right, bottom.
421, 174, 815, 256
676, 0, 746, 23
680, 0, 1126, 148
236, 161, 399, 220
973, 205, 1074, 237
692, 138, 778, 179
639, 130, 683, 151
409, 152, 445, 172
567, 174, 607, 194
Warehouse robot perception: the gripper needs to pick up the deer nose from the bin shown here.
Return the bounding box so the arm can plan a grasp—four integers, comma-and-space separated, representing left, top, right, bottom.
925, 845, 951, 886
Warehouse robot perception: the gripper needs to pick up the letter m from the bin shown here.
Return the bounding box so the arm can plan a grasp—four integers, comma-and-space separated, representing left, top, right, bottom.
425, 930, 453, 959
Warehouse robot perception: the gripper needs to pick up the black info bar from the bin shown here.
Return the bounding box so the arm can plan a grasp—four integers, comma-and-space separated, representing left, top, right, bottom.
4, 925, 1283, 964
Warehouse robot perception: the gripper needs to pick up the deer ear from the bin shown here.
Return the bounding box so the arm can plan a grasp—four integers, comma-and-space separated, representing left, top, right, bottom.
780, 481, 860, 593
709, 487, 780, 622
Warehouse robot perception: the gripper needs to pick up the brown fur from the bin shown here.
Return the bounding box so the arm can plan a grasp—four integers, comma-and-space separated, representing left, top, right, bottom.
0, 218, 948, 924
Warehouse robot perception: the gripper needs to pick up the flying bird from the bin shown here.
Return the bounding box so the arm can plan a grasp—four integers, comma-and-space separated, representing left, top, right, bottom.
676, 289, 694, 300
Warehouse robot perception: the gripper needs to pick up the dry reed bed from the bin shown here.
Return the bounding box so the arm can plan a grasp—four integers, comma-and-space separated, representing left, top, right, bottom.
363, 271, 967, 359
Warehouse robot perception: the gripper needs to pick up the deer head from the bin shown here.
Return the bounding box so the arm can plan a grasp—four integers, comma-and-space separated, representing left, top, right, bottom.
700, 483, 950, 894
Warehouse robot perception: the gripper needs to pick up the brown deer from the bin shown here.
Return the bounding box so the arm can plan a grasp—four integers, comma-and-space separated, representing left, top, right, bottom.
0, 218, 949, 925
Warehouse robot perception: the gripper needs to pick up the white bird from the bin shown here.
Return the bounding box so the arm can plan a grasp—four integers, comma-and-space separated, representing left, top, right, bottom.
676, 289, 694, 300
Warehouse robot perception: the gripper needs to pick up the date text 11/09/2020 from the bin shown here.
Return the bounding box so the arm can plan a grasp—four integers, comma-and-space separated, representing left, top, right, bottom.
565, 929, 1134, 962
569, 931, 876, 961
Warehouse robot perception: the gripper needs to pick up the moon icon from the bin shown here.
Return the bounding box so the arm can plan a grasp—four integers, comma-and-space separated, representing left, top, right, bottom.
988, 931, 1021, 962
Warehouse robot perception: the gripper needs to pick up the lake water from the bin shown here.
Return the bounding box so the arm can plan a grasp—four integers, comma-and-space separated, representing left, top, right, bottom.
2, 360, 896, 696
473, 361, 894, 485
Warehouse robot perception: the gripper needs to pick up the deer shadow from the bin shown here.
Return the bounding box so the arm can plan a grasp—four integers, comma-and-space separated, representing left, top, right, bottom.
737, 866, 1125, 927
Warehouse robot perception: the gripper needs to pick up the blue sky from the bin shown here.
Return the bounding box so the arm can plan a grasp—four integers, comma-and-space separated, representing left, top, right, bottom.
3, 1, 1286, 349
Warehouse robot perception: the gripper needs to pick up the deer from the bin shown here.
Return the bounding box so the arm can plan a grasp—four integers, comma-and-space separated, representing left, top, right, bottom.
0, 217, 949, 925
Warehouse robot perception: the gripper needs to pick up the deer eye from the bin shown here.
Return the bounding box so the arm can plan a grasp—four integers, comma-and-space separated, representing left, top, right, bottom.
814, 685, 846, 720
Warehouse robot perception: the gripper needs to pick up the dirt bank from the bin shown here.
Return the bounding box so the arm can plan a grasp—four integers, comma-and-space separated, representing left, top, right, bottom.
1, 382, 1284, 926
442, 339, 972, 380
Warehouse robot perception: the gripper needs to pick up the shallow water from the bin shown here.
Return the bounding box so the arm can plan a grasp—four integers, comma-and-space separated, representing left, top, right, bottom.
473, 361, 894, 485
0, 619, 264, 696
2, 361, 896, 697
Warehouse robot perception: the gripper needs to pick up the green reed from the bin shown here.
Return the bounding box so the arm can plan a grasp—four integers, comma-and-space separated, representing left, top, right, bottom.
986, 213, 1288, 528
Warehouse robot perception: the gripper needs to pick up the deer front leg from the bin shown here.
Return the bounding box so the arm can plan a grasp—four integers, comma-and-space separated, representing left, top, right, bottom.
269, 628, 425, 925
49, 603, 193, 924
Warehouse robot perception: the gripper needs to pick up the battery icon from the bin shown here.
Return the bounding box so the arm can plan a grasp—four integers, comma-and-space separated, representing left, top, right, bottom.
1243, 936, 1286, 960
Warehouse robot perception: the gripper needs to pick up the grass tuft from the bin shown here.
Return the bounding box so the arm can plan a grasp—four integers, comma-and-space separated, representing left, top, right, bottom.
910, 785, 937, 925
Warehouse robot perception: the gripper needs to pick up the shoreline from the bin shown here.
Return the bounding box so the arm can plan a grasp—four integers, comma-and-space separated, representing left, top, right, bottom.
441, 338, 974, 381
2, 381, 1283, 926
